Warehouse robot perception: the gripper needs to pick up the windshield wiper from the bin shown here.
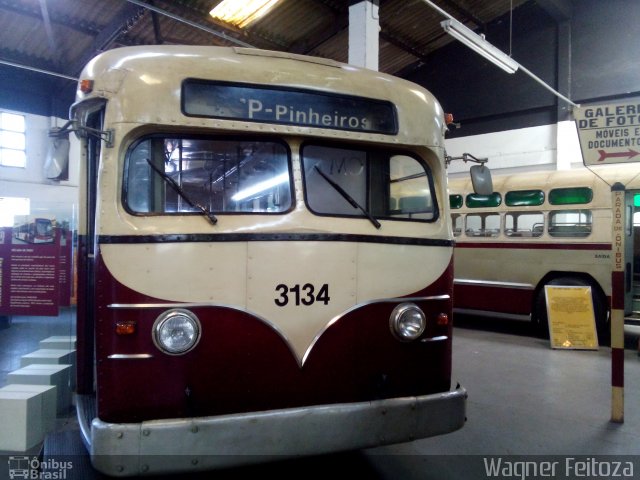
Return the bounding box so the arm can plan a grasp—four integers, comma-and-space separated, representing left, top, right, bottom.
146, 159, 218, 225
314, 165, 381, 229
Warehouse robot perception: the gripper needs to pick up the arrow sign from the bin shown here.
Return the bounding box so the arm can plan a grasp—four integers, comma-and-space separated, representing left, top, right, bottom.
598, 149, 640, 162
574, 102, 640, 166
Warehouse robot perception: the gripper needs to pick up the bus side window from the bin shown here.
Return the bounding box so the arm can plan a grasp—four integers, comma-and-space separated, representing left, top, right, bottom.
548, 210, 592, 237
387, 155, 435, 220
465, 213, 500, 237
452, 213, 463, 236
504, 212, 544, 237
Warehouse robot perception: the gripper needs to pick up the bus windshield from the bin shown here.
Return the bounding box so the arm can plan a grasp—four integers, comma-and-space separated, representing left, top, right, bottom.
302, 144, 437, 222
124, 136, 293, 215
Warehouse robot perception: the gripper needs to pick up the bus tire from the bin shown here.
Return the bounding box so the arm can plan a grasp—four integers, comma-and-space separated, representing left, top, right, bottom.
534, 277, 609, 346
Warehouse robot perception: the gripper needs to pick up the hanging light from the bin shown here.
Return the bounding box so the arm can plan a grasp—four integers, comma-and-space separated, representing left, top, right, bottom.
209, 0, 283, 28
441, 18, 519, 74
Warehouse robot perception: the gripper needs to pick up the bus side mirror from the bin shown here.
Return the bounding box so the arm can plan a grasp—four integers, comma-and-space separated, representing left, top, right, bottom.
470, 164, 493, 195
44, 128, 70, 180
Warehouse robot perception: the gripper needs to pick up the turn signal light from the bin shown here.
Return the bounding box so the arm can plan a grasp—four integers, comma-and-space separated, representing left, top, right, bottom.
79, 79, 94, 94
437, 313, 449, 325
116, 321, 136, 335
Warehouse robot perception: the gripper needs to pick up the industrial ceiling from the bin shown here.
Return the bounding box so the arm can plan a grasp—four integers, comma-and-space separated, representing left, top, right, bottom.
0, 0, 531, 83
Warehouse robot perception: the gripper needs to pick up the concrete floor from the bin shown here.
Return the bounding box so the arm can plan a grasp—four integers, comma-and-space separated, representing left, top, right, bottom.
1, 311, 639, 479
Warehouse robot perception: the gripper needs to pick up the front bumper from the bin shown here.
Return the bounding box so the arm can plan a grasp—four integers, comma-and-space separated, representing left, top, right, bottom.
90, 385, 467, 477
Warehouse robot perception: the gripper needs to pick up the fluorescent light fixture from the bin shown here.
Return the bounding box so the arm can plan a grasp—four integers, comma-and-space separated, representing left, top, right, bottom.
210, 0, 282, 28
231, 172, 289, 201
441, 18, 519, 74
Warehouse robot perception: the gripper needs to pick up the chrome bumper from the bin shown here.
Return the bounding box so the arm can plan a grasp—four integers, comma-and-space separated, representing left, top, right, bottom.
90, 386, 467, 477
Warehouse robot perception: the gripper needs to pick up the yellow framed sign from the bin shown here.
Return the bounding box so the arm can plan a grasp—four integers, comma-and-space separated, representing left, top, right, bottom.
544, 286, 599, 350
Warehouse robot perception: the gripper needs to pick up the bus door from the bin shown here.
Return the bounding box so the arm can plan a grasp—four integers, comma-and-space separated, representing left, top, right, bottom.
627, 191, 640, 316
71, 99, 107, 395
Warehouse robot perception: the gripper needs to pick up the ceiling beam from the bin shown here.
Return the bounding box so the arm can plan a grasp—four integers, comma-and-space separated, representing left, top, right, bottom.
0, 48, 67, 78
379, 30, 426, 65
536, 0, 572, 21
67, 4, 146, 77
292, 4, 348, 54
0, 0, 98, 36
38, 0, 60, 67
440, 0, 486, 30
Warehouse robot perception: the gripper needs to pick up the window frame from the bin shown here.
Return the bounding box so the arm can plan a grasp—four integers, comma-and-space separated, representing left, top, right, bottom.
548, 209, 593, 238
300, 141, 439, 224
122, 133, 295, 217
465, 192, 502, 209
0, 111, 27, 169
548, 187, 593, 205
504, 211, 545, 237
464, 212, 501, 238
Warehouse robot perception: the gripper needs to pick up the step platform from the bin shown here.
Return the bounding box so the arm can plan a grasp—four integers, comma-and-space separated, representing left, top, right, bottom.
7, 364, 72, 414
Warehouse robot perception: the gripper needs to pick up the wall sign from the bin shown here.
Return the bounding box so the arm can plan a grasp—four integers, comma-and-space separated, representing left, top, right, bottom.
575, 102, 640, 165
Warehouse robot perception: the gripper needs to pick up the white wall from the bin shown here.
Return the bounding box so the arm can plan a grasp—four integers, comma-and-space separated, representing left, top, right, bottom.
445, 120, 585, 179
0, 111, 80, 225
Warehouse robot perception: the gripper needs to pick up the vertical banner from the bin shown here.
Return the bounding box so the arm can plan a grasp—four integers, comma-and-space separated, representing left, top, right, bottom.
610, 186, 625, 423
545, 286, 598, 350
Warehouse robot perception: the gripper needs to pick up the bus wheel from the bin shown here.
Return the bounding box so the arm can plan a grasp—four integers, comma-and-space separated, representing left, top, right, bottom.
534, 277, 609, 346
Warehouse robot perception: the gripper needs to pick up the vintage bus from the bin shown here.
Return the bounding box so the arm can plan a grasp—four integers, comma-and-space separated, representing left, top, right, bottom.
448, 164, 640, 342
64, 45, 480, 476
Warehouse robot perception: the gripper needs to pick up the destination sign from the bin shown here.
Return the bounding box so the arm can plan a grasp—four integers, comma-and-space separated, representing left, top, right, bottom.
182, 80, 397, 134
574, 101, 640, 165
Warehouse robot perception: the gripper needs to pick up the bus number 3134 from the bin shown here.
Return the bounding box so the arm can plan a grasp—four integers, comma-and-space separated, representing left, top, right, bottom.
274, 283, 330, 306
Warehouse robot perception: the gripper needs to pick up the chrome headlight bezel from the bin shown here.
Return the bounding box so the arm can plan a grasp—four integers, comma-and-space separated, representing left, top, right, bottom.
152, 309, 201, 355
389, 303, 426, 342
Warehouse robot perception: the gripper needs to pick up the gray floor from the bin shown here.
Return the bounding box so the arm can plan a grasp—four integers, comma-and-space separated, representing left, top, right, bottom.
363, 319, 640, 478
1, 311, 639, 479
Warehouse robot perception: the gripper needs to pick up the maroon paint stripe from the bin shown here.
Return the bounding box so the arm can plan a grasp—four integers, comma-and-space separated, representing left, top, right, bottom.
611, 271, 625, 310
612, 348, 624, 388
456, 242, 611, 251
454, 284, 532, 315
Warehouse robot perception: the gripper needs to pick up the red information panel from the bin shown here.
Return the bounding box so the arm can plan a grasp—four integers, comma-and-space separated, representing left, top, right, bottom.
0, 226, 61, 316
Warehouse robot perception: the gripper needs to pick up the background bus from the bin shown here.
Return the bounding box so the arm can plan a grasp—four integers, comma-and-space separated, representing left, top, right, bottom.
448, 164, 640, 342
64, 45, 480, 476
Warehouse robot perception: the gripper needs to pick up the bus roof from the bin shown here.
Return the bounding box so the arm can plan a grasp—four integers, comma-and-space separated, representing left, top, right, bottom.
75, 45, 446, 148
449, 163, 640, 195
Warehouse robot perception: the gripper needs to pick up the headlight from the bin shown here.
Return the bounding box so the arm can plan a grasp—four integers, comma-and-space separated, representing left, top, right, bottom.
153, 309, 201, 355
389, 303, 426, 341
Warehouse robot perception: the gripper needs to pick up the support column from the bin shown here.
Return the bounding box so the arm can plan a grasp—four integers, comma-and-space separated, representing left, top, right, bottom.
555, 20, 575, 170
611, 183, 625, 423
348, 0, 379, 71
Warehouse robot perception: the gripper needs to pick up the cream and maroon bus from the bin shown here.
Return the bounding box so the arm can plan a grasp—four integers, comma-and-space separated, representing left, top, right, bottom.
448, 164, 640, 342
63, 45, 479, 476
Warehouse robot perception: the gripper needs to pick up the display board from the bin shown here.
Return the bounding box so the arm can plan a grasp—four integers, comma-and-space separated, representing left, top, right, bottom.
574, 101, 640, 166
545, 285, 599, 350
0, 224, 72, 316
